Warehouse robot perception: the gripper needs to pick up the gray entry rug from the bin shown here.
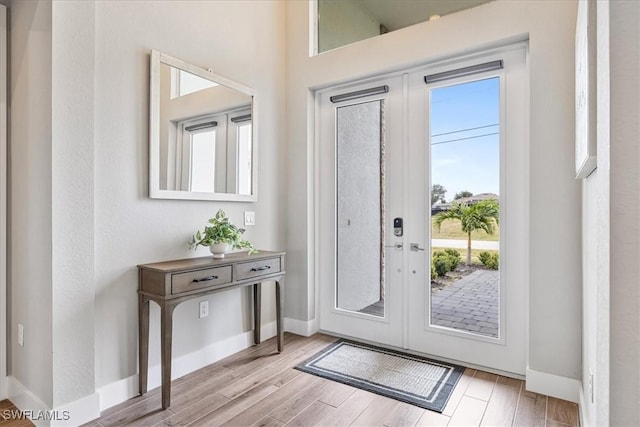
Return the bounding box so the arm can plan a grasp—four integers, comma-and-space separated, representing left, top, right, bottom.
295, 340, 465, 413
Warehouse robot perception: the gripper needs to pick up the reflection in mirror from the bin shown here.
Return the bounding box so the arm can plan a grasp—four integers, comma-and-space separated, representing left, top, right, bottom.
150, 50, 256, 201
316, 0, 493, 54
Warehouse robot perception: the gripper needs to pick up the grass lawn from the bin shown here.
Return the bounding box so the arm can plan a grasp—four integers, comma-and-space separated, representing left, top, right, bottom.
431, 218, 500, 241
431, 247, 499, 265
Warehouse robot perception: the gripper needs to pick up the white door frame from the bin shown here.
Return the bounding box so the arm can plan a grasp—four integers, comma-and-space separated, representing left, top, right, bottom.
1, 3, 8, 399
313, 42, 529, 376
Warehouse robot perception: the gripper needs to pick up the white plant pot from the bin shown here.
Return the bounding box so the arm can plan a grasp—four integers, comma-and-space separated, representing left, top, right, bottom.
210, 243, 231, 259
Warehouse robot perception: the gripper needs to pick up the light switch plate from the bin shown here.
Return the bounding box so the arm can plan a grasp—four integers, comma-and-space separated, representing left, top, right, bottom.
244, 211, 256, 226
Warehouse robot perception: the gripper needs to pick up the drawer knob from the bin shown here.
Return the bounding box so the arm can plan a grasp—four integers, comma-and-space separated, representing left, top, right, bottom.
251, 266, 271, 272
192, 275, 218, 283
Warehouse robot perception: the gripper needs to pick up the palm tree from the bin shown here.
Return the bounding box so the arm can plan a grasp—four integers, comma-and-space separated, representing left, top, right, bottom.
433, 199, 500, 266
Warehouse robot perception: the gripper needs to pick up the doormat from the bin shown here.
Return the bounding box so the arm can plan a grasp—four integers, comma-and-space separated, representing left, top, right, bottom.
295, 340, 465, 413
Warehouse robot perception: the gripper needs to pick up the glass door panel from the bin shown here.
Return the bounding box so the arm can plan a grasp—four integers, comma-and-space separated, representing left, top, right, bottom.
429, 78, 501, 338
318, 77, 403, 349
336, 101, 385, 316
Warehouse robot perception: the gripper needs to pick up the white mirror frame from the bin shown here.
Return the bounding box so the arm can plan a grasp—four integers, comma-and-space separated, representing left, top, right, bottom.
149, 50, 258, 201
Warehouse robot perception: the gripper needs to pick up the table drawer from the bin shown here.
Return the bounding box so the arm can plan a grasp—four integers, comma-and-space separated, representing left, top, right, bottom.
171, 266, 232, 294
235, 257, 281, 281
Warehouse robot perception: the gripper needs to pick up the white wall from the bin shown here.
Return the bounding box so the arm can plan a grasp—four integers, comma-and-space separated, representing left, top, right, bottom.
7, 0, 286, 416
9, 0, 100, 413
318, 0, 380, 53
51, 0, 97, 408
581, 1, 609, 424
582, 1, 640, 425
8, 0, 54, 407
594, 3, 611, 424
0, 1, 7, 401
93, 0, 286, 393
286, 0, 582, 384
608, 1, 640, 424
582, 171, 598, 425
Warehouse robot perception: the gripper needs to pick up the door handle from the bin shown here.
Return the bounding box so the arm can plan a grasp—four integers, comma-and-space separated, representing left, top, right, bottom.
410, 243, 425, 252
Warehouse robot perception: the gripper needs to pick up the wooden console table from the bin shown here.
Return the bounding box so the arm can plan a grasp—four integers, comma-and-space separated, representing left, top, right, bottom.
137, 251, 285, 409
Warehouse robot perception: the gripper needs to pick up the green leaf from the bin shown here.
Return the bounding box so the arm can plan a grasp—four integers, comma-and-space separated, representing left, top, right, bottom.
190, 210, 256, 253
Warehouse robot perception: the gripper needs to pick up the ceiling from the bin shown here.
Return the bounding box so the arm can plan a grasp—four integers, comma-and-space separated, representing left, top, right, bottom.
357, 0, 494, 31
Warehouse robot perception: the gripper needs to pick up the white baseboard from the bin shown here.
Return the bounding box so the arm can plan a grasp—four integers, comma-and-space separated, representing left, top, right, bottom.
51, 393, 100, 427
7, 376, 101, 427
97, 373, 138, 413
0, 376, 7, 400
6, 376, 50, 427
525, 368, 581, 403
97, 321, 277, 412
283, 317, 318, 337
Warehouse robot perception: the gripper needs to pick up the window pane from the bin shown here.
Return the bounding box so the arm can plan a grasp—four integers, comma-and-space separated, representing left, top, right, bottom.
429, 77, 500, 338
237, 123, 252, 195
317, 0, 493, 54
177, 70, 218, 98
190, 130, 216, 192
336, 100, 384, 317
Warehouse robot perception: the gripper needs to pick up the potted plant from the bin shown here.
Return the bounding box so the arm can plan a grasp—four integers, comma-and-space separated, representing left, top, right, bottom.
189, 209, 257, 258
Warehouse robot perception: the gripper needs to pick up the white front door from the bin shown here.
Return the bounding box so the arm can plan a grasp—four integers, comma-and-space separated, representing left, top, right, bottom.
317, 45, 528, 376
406, 47, 529, 375
318, 76, 405, 348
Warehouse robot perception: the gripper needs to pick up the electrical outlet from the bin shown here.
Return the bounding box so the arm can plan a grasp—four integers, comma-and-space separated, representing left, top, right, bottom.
244, 211, 256, 226
589, 369, 595, 403
17, 323, 24, 346
199, 301, 209, 319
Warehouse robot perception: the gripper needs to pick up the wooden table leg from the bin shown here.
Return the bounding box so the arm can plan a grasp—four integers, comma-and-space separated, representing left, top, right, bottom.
160, 303, 175, 409
138, 294, 149, 395
275, 280, 284, 353
253, 283, 261, 345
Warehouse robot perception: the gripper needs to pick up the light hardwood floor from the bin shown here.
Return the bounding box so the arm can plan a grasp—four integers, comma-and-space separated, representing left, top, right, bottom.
0, 399, 34, 426
73, 333, 578, 426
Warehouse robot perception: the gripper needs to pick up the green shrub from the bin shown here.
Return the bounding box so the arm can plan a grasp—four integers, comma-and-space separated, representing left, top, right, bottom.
443, 249, 461, 270
433, 256, 450, 277
431, 264, 437, 281
432, 250, 460, 277
478, 251, 499, 269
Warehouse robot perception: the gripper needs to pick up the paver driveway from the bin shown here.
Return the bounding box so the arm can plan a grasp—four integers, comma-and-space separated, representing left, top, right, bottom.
430, 269, 500, 337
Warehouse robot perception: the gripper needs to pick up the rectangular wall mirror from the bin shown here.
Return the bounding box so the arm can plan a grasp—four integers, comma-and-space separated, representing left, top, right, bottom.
149, 50, 257, 201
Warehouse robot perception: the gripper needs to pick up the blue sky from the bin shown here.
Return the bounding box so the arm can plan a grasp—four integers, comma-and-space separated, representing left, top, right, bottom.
430, 77, 500, 202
